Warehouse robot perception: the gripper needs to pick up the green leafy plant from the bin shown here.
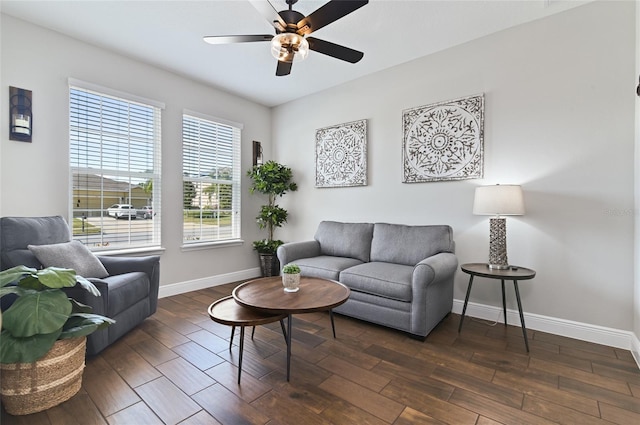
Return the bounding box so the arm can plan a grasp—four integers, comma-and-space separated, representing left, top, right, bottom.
247, 160, 297, 254
282, 263, 300, 274
0, 265, 115, 364
252, 239, 285, 254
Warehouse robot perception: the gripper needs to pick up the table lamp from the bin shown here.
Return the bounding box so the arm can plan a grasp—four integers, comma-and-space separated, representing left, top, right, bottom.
473, 184, 525, 269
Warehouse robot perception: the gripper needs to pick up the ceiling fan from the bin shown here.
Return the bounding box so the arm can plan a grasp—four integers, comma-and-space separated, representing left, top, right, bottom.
203, 0, 368, 76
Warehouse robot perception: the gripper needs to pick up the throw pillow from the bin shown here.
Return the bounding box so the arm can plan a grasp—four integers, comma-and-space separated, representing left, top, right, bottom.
28, 240, 109, 279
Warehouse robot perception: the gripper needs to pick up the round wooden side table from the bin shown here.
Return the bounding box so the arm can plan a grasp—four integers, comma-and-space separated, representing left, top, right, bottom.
208, 296, 287, 384
458, 263, 536, 352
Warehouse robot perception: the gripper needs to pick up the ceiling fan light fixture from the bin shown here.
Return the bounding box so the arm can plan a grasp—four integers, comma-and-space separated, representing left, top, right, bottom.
271, 33, 309, 63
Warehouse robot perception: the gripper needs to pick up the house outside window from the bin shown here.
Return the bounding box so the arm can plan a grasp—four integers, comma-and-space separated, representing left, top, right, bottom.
69, 79, 163, 251
182, 111, 242, 246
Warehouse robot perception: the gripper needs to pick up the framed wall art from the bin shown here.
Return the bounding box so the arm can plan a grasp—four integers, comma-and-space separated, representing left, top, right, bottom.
315, 119, 367, 188
402, 94, 484, 183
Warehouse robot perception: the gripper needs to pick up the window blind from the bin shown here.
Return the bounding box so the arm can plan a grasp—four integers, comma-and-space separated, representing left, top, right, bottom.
182, 113, 242, 244
69, 83, 162, 251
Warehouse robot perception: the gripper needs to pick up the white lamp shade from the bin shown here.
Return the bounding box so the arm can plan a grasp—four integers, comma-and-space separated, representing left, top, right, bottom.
473, 184, 525, 216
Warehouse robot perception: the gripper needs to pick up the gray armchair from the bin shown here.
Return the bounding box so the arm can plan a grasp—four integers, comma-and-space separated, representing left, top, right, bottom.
0, 216, 160, 355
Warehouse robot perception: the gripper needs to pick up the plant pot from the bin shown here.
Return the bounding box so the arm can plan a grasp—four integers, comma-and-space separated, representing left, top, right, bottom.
0, 337, 86, 415
282, 273, 300, 292
259, 253, 280, 277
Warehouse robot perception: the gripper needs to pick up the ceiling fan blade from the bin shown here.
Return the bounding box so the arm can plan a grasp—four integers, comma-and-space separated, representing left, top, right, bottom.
203, 35, 273, 44
276, 60, 292, 76
297, 0, 368, 35
249, 0, 287, 31
307, 37, 364, 63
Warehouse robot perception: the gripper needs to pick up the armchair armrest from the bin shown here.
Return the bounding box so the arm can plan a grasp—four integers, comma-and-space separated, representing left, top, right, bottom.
97, 255, 160, 313
277, 241, 321, 267
98, 255, 159, 277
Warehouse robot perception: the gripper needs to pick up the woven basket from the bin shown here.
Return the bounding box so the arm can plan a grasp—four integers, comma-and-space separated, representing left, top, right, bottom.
0, 337, 86, 415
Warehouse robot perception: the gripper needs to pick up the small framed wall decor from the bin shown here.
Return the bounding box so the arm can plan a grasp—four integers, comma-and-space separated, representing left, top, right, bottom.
402, 94, 484, 183
9, 86, 33, 142
315, 119, 367, 188
252, 140, 263, 166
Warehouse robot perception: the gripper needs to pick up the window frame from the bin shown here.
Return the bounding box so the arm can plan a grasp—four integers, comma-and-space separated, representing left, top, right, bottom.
68, 78, 164, 253
181, 110, 243, 249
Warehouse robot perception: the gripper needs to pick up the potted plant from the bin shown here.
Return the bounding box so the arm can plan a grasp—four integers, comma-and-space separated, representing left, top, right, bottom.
0, 265, 114, 415
247, 160, 297, 276
281, 263, 301, 292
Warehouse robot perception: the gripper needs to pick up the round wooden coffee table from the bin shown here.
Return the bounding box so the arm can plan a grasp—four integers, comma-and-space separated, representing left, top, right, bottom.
232, 276, 350, 381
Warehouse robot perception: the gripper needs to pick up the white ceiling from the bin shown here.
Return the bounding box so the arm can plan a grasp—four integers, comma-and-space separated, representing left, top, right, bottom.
1, 0, 590, 107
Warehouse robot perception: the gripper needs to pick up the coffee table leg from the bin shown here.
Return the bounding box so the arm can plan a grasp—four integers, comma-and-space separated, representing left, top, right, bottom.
458, 275, 474, 332
513, 281, 530, 353
279, 319, 287, 343
238, 326, 245, 384
330, 309, 337, 338
229, 326, 235, 350
286, 314, 293, 382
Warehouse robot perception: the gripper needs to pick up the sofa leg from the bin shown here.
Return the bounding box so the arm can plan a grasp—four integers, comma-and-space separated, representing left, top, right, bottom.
408, 333, 427, 342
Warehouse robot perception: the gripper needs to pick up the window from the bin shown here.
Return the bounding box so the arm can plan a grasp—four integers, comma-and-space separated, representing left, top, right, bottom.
69, 79, 163, 251
182, 111, 242, 245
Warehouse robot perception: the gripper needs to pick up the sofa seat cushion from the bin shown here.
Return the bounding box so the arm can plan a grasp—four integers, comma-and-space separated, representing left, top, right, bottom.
339, 262, 413, 302
93, 272, 150, 317
296, 256, 363, 281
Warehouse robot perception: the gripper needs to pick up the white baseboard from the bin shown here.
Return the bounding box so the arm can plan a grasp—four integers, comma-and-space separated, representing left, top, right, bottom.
453, 299, 639, 367
158, 267, 261, 298
632, 333, 640, 369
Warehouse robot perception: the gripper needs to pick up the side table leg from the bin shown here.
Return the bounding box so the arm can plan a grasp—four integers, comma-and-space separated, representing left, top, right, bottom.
501, 279, 507, 326
286, 314, 293, 382
458, 275, 474, 333
513, 281, 530, 352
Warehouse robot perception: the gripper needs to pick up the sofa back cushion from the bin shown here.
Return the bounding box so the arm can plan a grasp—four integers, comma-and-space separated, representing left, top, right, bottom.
315, 221, 374, 262
370, 223, 454, 266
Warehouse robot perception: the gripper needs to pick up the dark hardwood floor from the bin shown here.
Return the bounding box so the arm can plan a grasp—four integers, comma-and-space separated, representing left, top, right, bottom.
2, 282, 639, 424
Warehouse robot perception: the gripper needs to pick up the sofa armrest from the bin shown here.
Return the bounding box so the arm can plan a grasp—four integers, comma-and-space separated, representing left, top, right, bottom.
413, 252, 458, 287
97, 255, 161, 313
410, 252, 458, 336
277, 241, 321, 267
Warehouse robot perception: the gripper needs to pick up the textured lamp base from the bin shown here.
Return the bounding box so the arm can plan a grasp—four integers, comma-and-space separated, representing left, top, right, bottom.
488, 217, 509, 269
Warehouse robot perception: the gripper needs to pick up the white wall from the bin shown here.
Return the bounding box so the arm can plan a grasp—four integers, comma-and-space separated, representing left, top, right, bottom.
634, 0, 640, 361
273, 1, 636, 332
0, 15, 272, 286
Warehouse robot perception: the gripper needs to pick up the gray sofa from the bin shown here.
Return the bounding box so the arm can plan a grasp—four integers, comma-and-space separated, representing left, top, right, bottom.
0, 216, 160, 355
277, 221, 457, 339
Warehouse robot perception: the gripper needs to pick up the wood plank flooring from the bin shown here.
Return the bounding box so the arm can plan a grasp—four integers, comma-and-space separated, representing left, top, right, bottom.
2, 282, 639, 424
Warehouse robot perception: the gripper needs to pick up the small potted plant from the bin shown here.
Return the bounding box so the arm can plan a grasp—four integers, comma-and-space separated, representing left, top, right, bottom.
281, 263, 301, 293
0, 265, 114, 415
